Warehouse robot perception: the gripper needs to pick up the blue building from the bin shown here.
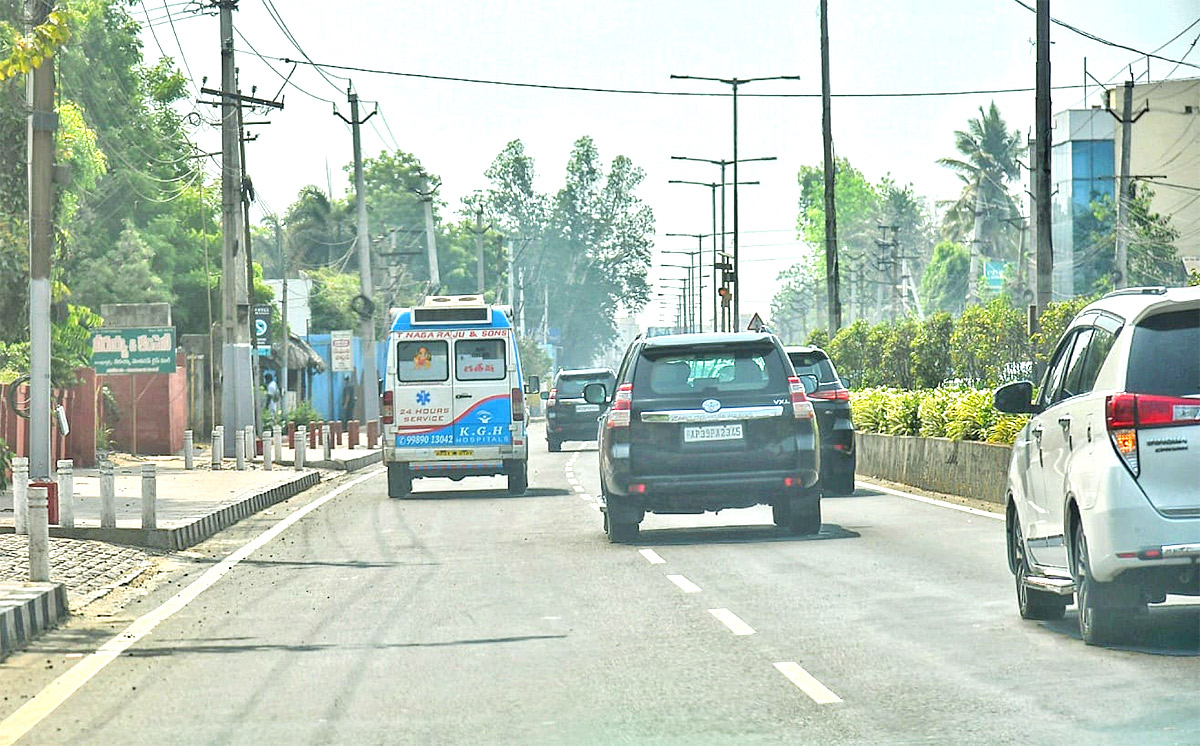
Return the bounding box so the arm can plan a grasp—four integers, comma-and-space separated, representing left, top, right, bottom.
1051, 109, 1115, 299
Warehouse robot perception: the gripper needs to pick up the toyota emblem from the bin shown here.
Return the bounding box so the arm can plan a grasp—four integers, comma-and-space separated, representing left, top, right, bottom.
702, 398, 721, 413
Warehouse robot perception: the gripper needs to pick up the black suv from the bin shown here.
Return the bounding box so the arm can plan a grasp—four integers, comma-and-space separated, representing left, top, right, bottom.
588, 332, 822, 542
543, 368, 617, 451
784, 346, 856, 495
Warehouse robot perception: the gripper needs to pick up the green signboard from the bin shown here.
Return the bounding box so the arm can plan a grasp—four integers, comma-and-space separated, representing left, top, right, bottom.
983, 260, 1008, 291
91, 327, 176, 374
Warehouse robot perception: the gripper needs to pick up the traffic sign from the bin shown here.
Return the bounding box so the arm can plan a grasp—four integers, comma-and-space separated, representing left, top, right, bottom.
253, 304, 272, 355
747, 312, 765, 332
331, 330, 354, 372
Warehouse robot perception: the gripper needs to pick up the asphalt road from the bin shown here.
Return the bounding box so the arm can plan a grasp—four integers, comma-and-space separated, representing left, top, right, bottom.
1, 422, 1197, 745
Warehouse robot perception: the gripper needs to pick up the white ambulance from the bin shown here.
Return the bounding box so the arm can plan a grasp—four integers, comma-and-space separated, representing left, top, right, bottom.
382, 295, 531, 497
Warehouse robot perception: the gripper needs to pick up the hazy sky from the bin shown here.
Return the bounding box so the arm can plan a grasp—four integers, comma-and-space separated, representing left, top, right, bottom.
140, 0, 1198, 325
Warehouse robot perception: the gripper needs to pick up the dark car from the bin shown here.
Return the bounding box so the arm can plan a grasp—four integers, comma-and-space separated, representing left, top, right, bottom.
785, 346, 856, 496
590, 332, 821, 542
543, 368, 617, 451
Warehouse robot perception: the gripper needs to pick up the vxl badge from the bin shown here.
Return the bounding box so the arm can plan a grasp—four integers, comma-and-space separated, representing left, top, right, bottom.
702, 398, 722, 413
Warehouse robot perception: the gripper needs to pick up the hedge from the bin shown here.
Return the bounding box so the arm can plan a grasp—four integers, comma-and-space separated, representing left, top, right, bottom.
850, 386, 1029, 445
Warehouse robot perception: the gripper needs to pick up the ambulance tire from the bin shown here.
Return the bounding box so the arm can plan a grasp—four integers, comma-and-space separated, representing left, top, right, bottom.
387, 463, 412, 498
507, 460, 528, 496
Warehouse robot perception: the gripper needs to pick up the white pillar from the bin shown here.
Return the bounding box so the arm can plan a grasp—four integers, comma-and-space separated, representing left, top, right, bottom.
295, 426, 306, 470
27, 485, 49, 582
234, 428, 245, 471
273, 427, 283, 466
212, 427, 224, 470
12, 456, 28, 535
99, 460, 116, 529
184, 429, 194, 470
55, 459, 73, 530
245, 425, 256, 464
263, 428, 274, 471
141, 463, 157, 530
323, 423, 332, 462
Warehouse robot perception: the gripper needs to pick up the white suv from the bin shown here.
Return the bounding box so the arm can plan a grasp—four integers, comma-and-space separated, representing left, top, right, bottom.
993, 286, 1200, 645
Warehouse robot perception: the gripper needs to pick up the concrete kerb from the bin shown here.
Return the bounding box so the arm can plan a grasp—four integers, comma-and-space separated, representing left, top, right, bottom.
0, 582, 69, 661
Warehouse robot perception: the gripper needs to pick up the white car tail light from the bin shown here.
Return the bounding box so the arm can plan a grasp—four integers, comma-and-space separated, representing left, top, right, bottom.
1105, 392, 1200, 477
788, 377, 815, 420
607, 383, 633, 428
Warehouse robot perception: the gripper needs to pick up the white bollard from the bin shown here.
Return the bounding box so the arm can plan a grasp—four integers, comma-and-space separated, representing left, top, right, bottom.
323, 423, 332, 462
12, 456, 28, 535
100, 460, 116, 529
56, 459, 74, 530
263, 429, 274, 471
235, 429, 246, 471
295, 426, 307, 470
27, 485, 49, 582
212, 427, 223, 470
184, 429, 194, 470
141, 463, 157, 530
245, 425, 255, 464
274, 428, 283, 466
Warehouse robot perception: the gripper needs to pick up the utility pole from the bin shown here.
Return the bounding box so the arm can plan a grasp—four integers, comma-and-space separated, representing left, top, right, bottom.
276, 218, 288, 412
470, 204, 491, 294
26, 0, 54, 484
235, 74, 263, 432
1115, 80, 1134, 289
1034, 0, 1053, 315
670, 74, 799, 327
410, 175, 441, 292
335, 89, 380, 424
820, 0, 842, 334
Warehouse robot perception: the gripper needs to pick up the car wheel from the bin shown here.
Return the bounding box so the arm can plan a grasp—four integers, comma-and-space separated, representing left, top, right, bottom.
507, 461, 528, 496
823, 464, 855, 496
604, 495, 640, 543
1074, 526, 1136, 645
1009, 507, 1066, 621
387, 463, 412, 499
547, 438, 562, 453
771, 501, 789, 528
787, 495, 821, 536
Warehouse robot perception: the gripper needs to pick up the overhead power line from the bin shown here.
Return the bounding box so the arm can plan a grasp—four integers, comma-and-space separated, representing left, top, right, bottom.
251, 52, 1089, 99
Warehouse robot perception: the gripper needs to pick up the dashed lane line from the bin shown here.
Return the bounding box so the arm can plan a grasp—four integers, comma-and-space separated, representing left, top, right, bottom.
708, 608, 756, 636
666, 574, 702, 593
638, 549, 666, 565
579, 493, 593, 501
773, 662, 843, 704
574, 485, 587, 493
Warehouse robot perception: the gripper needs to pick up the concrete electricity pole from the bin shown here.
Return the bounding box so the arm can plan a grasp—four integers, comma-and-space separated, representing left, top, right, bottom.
820, 0, 842, 335
26, 0, 55, 483
1114, 80, 1137, 289
409, 174, 441, 292
336, 89, 380, 424
275, 217, 288, 409
1034, 0, 1053, 315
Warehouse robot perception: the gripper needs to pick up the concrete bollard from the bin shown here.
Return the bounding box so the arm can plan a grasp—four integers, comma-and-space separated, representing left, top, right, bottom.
56, 459, 74, 530
235, 429, 246, 471
333, 421, 343, 446
287, 422, 296, 450
184, 429, 194, 470
12, 456, 28, 535
246, 425, 256, 463
141, 463, 157, 530
348, 420, 359, 449
367, 420, 379, 448
307, 424, 317, 450
263, 429, 274, 471
213, 427, 225, 470
323, 423, 332, 461
27, 485, 49, 582
295, 426, 307, 470
274, 427, 283, 466
100, 460, 116, 529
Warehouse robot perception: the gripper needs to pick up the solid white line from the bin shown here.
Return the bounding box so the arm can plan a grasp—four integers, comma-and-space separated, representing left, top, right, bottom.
0, 468, 384, 746
774, 662, 843, 704
708, 608, 755, 636
638, 549, 666, 565
666, 574, 701, 593
857, 480, 1004, 521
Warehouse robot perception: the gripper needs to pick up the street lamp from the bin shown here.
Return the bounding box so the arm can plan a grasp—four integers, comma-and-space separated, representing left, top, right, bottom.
662, 241, 705, 334
670, 74, 799, 326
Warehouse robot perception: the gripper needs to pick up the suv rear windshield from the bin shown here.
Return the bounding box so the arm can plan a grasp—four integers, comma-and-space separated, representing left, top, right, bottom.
635, 345, 787, 396
787, 351, 839, 389
1126, 309, 1199, 397
557, 374, 615, 398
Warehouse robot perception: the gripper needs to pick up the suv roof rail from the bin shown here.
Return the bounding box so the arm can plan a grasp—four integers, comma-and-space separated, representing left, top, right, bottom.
1101, 286, 1168, 299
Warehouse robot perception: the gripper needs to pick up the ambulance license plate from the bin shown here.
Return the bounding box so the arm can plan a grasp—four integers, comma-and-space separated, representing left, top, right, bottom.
435, 449, 475, 457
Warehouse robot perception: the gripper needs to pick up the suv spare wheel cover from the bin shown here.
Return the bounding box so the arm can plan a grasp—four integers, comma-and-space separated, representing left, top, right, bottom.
702, 398, 722, 413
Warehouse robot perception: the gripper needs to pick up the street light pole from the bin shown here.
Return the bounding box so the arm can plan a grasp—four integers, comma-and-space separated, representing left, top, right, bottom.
671, 75, 799, 327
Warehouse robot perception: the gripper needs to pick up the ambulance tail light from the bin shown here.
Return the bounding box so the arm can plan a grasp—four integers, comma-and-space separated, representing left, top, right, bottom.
381, 390, 394, 425
511, 388, 525, 422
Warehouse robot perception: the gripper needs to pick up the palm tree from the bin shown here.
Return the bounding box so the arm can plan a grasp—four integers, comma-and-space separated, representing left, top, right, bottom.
937, 102, 1026, 289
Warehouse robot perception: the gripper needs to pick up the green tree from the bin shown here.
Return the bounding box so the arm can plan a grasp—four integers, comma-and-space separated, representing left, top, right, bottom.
307, 268, 361, 334
911, 312, 954, 388
921, 240, 970, 315
950, 297, 1027, 385
1082, 185, 1183, 291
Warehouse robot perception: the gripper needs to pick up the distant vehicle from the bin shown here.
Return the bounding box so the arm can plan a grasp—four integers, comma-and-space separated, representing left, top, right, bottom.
381, 295, 534, 498
542, 368, 616, 452
993, 286, 1200, 645
591, 331, 821, 542
784, 346, 855, 495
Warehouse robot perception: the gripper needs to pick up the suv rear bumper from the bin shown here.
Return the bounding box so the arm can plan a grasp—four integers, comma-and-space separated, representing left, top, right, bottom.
607, 468, 818, 513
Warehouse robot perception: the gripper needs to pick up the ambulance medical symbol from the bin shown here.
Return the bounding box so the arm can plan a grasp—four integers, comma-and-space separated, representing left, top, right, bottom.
478, 410, 493, 424
416, 390, 431, 406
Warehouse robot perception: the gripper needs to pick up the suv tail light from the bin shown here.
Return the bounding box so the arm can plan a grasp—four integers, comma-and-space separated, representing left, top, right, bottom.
1105, 392, 1200, 477
788, 377, 815, 420
381, 390, 394, 424
547, 388, 557, 406
808, 386, 850, 402
607, 383, 633, 428
511, 387, 525, 422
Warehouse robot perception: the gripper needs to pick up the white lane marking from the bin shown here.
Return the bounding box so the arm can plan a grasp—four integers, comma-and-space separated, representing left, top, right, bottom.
591, 504, 601, 511
574, 485, 587, 493
0, 468, 385, 746
666, 574, 701, 593
774, 662, 843, 704
708, 608, 755, 636
858, 480, 1003, 521
579, 493, 592, 501
567, 476, 579, 485
638, 549, 666, 565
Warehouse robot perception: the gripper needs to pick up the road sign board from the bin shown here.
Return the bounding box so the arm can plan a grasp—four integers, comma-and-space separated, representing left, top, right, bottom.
984, 260, 1008, 291
254, 304, 272, 356
91, 327, 176, 374
746, 312, 765, 332
331, 330, 354, 372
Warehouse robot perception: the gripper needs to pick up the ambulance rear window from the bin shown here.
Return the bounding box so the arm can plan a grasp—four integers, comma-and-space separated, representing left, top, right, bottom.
397, 341, 449, 382
456, 339, 506, 381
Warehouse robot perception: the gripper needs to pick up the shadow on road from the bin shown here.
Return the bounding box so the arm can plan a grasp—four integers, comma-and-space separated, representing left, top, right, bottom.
1039, 605, 1200, 656
634, 522, 860, 547
403, 487, 570, 501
